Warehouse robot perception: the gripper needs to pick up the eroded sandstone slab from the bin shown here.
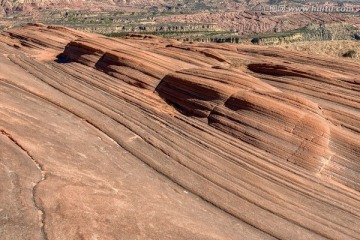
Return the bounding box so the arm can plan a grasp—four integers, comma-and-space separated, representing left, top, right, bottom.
0, 24, 359, 240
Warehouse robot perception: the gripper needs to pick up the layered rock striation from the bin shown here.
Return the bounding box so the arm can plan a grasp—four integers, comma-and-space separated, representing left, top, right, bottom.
0, 24, 359, 240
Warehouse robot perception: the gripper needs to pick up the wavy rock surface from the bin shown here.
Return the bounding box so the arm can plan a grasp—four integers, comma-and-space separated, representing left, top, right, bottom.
0, 24, 359, 240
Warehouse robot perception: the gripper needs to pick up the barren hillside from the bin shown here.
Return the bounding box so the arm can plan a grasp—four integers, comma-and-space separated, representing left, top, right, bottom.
279, 39, 360, 60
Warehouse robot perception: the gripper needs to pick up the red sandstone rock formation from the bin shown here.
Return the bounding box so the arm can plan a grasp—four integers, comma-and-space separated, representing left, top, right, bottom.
0, 24, 359, 239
